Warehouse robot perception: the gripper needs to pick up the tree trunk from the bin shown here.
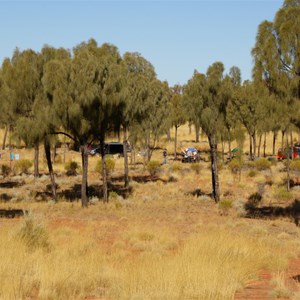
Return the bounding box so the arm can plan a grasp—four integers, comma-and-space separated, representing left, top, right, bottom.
80, 144, 89, 207
286, 132, 290, 191
132, 148, 136, 169
228, 129, 232, 160
257, 134, 262, 158
221, 140, 225, 163
290, 130, 293, 147
273, 131, 277, 156
117, 130, 121, 142
208, 134, 220, 203
188, 123, 192, 134
174, 126, 178, 159
100, 139, 108, 203
195, 124, 200, 143
9, 126, 12, 170
249, 134, 253, 160
123, 127, 129, 188
281, 130, 285, 150
263, 131, 267, 157
146, 133, 151, 162
44, 139, 57, 201
166, 129, 171, 142
252, 132, 257, 160
34, 143, 39, 179
2, 126, 8, 150
52, 144, 56, 163
63, 136, 67, 164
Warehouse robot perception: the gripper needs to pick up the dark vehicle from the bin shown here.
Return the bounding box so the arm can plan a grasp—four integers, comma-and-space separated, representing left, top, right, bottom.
182, 147, 200, 163
89, 142, 130, 156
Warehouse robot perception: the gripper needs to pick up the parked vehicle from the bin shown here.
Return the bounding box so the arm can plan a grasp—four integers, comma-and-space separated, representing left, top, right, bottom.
277, 144, 300, 160
89, 142, 131, 156
182, 147, 200, 163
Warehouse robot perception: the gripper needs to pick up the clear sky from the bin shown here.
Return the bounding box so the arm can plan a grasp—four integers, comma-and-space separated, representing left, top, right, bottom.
0, 0, 283, 86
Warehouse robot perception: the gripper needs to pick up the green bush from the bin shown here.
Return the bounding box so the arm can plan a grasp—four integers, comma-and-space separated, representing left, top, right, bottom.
247, 169, 257, 177
219, 199, 233, 210
64, 161, 79, 176
245, 161, 255, 169
15, 159, 33, 174
109, 191, 119, 199
228, 158, 242, 174
147, 160, 161, 176
95, 157, 116, 176
64, 161, 78, 171
218, 199, 233, 215
1, 164, 11, 177
274, 187, 293, 201
290, 159, 300, 171
255, 158, 271, 171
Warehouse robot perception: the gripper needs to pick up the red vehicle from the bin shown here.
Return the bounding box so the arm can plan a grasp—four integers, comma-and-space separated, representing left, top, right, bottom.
277, 144, 300, 160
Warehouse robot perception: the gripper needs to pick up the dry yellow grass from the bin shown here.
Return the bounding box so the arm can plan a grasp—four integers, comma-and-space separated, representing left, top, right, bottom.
0, 215, 297, 300
1, 125, 300, 299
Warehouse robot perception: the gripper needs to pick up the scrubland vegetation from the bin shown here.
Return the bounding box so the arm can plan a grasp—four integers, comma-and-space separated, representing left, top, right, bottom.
1, 0, 300, 298
1, 127, 300, 299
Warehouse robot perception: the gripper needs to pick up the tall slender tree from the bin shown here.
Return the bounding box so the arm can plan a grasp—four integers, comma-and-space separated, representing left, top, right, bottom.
169, 85, 185, 159
43, 40, 126, 205
184, 62, 228, 202
122, 52, 156, 186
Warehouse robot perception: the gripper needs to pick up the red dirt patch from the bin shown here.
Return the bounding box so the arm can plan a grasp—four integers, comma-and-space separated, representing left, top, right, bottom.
235, 258, 300, 299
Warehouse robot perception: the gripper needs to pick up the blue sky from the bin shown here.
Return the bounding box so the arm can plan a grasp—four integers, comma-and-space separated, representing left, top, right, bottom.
0, 0, 282, 86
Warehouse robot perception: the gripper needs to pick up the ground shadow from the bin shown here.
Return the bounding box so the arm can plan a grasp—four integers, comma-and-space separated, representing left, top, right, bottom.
0, 193, 13, 202
244, 198, 300, 226
0, 209, 28, 218
58, 182, 133, 202
292, 275, 300, 282
186, 188, 213, 198
0, 181, 24, 188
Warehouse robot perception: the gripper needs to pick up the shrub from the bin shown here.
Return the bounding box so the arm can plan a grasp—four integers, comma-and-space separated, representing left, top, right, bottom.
245, 161, 255, 169
15, 159, 33, 174
248, 192, 262, 203
265, 175, 273, 186
274, 187, 293, 201
247, 170, 257, 177
1, 164, 11, 177
17, 218, 50, 251
147, 160, 161, 176
228, 158, 242, 174
64, 161, 78, 171
218, 199, 233, 214
64, 161, 78, 176
255, 158, 271, 171
109, 191, 119, 199
170, 162, 183, 172
290, 159, 300, 172
95, 157, 116, 176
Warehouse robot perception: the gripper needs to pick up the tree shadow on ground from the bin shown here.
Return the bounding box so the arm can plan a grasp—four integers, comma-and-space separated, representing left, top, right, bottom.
292, 275, 300, 282
0, 181, 24, 188
244, 198, 300, 226
0, 209, 28, 218
58, 182, 133, 202
186, 188, 213, 198
0, 193, 13, 202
